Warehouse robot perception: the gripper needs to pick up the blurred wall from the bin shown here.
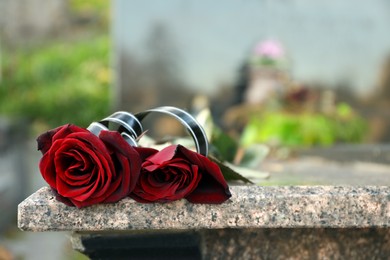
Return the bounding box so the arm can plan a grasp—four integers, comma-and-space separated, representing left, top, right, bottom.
0, 0, 69, 46
113, 0, 390, 112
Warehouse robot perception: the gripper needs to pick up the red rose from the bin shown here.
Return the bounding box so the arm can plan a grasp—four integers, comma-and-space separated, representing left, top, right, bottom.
37, 124, 141, 208
131, 145, 231, 203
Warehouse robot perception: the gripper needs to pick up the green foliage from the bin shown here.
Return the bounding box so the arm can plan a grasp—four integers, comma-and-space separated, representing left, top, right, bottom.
70, 0, 110, 15
209, 156, 253, 184
210, 126, 239, 162
240, 106, 367, 147
69, 0, 111, 28
0, 35, 111, 129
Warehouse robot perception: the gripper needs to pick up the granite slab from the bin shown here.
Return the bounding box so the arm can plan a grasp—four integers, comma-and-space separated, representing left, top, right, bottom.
18, 186, 390, 232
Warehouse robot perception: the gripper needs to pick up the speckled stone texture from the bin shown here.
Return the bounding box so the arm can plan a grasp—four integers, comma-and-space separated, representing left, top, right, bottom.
18, 186, 390, 259
18, 186, 390, 231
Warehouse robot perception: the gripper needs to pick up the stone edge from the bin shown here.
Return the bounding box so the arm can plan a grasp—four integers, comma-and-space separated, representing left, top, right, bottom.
18, 186, 390, 232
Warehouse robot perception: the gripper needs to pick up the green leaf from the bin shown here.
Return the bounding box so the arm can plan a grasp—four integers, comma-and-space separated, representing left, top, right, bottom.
209, 156, 253, 184
210, 127, 239, 162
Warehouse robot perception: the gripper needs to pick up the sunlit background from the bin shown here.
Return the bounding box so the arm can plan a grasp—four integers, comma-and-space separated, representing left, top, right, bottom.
1, 0, 390, 259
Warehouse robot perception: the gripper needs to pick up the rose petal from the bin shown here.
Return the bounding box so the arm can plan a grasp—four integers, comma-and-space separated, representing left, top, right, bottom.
98, 130, 142, 203
54, 138, 113, 198
37, 129, 58, 154
37, 125, 140, 208
145, 145, 177, 165
131, 145, 203, 203
56, 173, 94, 199
185, 173, 232, 203
174, 145, 231, 204
134, 147, 158, 161
39, 152, 57, 188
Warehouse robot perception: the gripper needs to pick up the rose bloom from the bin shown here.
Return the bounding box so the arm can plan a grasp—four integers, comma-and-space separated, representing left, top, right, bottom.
37, 124, 141, 208
131, 144, 231, 203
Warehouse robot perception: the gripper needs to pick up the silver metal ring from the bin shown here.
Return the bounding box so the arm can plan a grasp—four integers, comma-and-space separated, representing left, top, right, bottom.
135, 106, 209, 156
87, 122, 109, 136
88, 112, 142, 147
120, 132, 138, 147
100, 111, 143, 140
87, 121, 138, 147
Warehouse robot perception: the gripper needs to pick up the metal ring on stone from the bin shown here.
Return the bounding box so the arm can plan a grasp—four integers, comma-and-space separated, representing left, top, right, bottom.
135, 106, 209, 156
100, 111, 143, 141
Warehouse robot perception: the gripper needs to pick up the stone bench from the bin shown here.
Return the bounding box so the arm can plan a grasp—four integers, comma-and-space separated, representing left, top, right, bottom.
18, 186, 390, 259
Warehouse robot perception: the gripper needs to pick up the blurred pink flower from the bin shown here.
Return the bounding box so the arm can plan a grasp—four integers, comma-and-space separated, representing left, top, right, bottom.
254, 40, 284, 59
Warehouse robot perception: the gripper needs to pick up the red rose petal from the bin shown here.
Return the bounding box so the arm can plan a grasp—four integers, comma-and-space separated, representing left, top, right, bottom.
39, 153, 57, 188
134, 147, 159, 161
185, 173, 232, 204
37, 124, 143, 208
98, 130, 142, 203
37, 129, 57, 154
174, 145, 231, 204
146, 145, 177, 165
54, 138, 113, 198
56, 173, 94, 199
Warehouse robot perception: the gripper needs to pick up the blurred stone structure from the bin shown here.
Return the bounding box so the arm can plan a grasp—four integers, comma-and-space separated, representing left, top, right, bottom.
0, 118, 28, 232
0, 0, 69, 47
359, 55, 390, 142
113, 21, 195, 113
222, 39, 291, 133
243, 40, 289, 106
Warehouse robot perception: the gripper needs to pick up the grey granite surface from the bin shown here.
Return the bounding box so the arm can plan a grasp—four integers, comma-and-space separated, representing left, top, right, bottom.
18, 186, 390, 232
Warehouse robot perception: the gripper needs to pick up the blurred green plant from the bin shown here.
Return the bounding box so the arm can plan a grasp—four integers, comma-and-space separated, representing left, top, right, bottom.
240, 103, 367, 147
0, 35, 111, 130
69, 0, 111, 28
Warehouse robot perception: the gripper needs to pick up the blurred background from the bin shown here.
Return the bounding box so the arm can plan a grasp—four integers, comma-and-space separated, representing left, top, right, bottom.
1, 0, 390, 259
